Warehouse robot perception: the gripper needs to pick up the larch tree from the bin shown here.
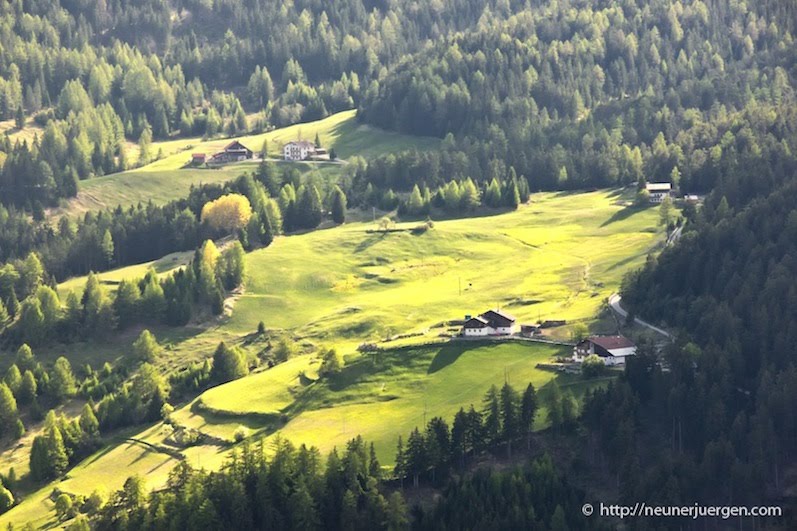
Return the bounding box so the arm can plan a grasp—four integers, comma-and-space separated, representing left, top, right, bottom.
51, 357, 77, 401
201, 194, 253, 234
132, 329, 162, 362
210, 342, 249, 383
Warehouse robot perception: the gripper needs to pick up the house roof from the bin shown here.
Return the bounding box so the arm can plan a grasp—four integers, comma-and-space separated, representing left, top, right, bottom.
588, 335, 635, 351
286, 140, 315, 149
192, 153, 206, 158
646, 182, 672, 192
480, 309, 516, 326
224, 140, 252, 151
464, 316, 489, 328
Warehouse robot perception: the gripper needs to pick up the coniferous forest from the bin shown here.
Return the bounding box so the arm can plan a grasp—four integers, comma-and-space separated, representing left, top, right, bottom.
0, 0, 796, 529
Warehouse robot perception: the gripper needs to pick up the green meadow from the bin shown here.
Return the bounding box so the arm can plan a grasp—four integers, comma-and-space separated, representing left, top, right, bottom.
53, 110, 439, 217
0, 189, 663, 528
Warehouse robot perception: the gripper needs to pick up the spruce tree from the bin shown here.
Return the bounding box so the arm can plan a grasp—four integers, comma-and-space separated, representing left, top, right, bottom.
331, 186, 347, 224
500, 382, 519, 457
7, 289, 19, 318
394, 436, 406, 488
482, 384, 501, 445
521, 383, 538, 450
368, 442, 381, 480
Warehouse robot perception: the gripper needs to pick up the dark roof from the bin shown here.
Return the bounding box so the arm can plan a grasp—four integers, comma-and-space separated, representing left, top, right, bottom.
223, 140, 252, 152
588, 335, 635, 350
463, 316, 489, 328
480, 309, 516, 327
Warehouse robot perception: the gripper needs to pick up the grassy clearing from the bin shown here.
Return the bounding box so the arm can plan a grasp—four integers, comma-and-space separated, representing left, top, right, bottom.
56, 250, 193, 298
0, 116, 44, 146
52, 110, 438, 217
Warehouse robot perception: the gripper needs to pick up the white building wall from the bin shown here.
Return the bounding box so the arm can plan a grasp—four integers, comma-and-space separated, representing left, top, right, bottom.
283, 144, 310, 161
464, 327, 491, 336
649, 192, 669, 203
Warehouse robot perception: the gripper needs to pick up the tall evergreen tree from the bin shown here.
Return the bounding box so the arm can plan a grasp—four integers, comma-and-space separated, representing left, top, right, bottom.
331, 186, 347, 224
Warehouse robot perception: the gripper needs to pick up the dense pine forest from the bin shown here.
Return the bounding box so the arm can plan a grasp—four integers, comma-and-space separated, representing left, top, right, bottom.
360, 0, 797, 191
0, 0, 796, 528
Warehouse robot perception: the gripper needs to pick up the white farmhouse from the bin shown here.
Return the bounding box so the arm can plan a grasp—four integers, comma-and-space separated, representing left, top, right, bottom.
283, 140, 316, 161
462, 309, 517, 336
646, 182, 672, 203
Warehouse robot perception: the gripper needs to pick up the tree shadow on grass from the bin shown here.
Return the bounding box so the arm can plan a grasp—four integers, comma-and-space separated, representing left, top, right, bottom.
354, 232, 388, 253
600, 204, 651, 227
78, 442, 118, 467
427, 341, 493, 374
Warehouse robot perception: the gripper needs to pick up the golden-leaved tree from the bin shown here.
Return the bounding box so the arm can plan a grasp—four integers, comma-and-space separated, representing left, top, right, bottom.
201, 194, 253, 234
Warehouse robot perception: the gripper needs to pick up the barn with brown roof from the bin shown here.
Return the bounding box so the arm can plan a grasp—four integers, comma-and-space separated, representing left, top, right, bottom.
573, 335, 637, 366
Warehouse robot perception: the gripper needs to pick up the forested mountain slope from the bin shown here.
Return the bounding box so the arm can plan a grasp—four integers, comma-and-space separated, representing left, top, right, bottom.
360, 0, 797, 191
0, 0, 525, 207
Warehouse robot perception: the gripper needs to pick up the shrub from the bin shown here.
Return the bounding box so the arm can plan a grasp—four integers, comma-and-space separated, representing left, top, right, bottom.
55, 493, 73, 520
160, 403, 174, 422
234, 426, 249, 442
319, 349, 343, 376
582, 355, 606, 378
0, 484, 13, 513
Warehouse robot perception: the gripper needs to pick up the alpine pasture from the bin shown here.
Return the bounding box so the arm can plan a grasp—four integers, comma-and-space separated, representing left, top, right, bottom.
0, 189, 663, 529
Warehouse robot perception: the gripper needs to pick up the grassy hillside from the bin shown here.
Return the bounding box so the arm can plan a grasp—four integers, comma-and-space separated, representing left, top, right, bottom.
0, 189, 663, 528
49, 189, 661, 371
53, 110, 439, 217
187, 341, 607, 460
224, 189, 659, 348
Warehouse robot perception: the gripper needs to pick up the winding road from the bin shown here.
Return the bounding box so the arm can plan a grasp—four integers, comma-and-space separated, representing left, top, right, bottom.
608, 293, 672, 339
